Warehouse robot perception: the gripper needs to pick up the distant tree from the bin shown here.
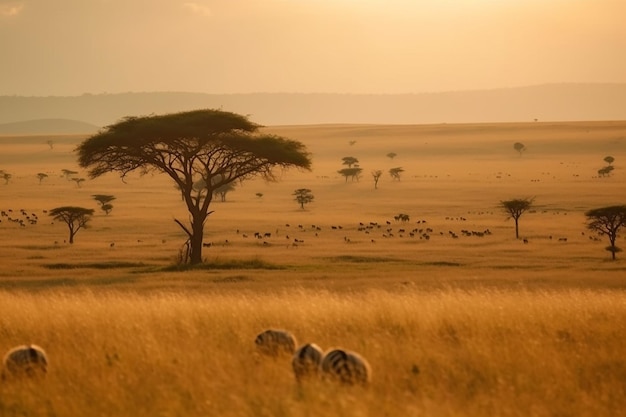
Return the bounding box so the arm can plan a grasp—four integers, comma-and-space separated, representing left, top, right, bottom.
585, 205, 626, 260
101, 204, 114, 215
61, 169, 78, 180
46, 140, 54, 150
36, 173, 49, 184
338, 167, 363, 182
77, 109, 311, 265
598, 166, 615, 177
71, 177, 85, 188
386, 152, 397, 160
214, 182, 236, 202
389, 167, 404, 181
500, 198, 534, 239
256, 192, 263, 199
342, 156, 359, 168
49, 206, 95, 244
604, 156, 615, 166
372, 170, 383, 189
348, 140, 357, 146
513, 142, 526, 156
2, 172, 11, 185
293, 188, 314, 209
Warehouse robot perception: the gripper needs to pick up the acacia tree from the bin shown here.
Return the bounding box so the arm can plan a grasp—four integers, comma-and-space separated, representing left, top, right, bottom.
585, 205, 626, 260
37, 173, 49, 184
49, 206, 94, 244
386, 152, 397, 160
61, 169, 78, 180
604, 156, 615, 166
500, 197, 534, 239
338, 167, 363, 182
92, 194, 116, 207
214, 182, 236, 202
77, 109, 311, 265
293, 188, 314, 209
372, 170, 383, 189
389, 167, 404, 181
513, 142, 526, 156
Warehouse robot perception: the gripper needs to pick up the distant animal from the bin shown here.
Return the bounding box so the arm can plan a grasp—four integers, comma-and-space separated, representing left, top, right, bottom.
255, 329, 297, 357
2, 344, 48, 378
292, 343, 324, 382
523, 238, 529, 244
320, 348, 371, 386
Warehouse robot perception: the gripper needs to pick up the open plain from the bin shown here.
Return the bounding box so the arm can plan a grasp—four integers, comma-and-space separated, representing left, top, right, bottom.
1, 121, 625, 416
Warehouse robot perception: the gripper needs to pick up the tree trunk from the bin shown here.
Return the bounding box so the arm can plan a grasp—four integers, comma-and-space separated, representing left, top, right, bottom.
189, 219, 205, 265
514, 217, 520, 239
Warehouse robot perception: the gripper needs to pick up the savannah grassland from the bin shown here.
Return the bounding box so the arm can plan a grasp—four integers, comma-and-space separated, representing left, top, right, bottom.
0, 121, 625, 416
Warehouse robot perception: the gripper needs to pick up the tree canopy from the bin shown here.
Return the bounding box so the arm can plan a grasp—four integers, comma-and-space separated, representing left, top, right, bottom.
76, 109, 311, 265
342, 156, 359, 168
513, 142, 526, 156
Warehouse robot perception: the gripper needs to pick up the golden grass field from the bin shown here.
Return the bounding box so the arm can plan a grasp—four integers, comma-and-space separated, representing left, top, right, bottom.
0, 120, 625, 416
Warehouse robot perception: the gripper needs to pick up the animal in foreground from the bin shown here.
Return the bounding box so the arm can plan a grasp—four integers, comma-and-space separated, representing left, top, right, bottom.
255, 329, 297, 357
2, 344, 48, 378
320, 348, 371, 386
292, 343, 324, 381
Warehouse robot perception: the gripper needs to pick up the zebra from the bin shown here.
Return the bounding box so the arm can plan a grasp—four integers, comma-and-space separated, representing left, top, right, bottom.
320, 348, 371, 386
254, 329, 297, 357
2, 344, 48, 378
292, 343, 323, 382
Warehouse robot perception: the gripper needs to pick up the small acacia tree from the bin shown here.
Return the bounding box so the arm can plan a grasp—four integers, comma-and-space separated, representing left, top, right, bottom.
49, 206, 95, 244
92, 194, 116, 207
513, 142, 526, 156
214, 182, 236, 202
585, 205, 626, 260
338, 167, 362, 182
77, 109, 311, 265
372, 170, 383, 189
386, 152, 397, 160
604, 156, 615, 166
500, 197, 534, 239
389, 167, 404, 181
37, 173, 49, 184
293, 188, 314, 209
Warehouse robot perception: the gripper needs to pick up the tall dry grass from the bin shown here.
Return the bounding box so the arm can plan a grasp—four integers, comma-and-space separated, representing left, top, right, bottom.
1, 288, 625, 417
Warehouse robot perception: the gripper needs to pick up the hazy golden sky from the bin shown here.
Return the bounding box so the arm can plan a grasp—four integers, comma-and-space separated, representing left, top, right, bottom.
1, 0, 625, 95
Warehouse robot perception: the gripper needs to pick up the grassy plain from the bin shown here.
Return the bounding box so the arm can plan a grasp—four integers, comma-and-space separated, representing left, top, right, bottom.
0, 121, 625, 416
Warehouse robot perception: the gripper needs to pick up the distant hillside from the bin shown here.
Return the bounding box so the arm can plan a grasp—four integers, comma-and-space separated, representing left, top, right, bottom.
1, 84, 625, 131
0, 118, 99, 135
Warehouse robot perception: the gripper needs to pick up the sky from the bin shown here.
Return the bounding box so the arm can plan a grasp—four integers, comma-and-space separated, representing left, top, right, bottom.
0, 0, 625, 96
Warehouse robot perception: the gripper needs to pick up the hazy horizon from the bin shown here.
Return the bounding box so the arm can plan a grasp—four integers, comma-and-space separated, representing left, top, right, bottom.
1, 0, 625, 96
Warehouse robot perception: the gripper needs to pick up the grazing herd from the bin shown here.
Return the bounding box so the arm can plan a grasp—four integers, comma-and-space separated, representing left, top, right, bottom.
2, 330, 370, 387
255, 329, 371, 386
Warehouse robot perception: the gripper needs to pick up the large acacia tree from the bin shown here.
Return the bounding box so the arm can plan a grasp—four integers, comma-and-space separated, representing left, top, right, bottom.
585, 205, 626, 260
77, 109, 311, 265
500, 198, 534, 239
49, 206, 95, 244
